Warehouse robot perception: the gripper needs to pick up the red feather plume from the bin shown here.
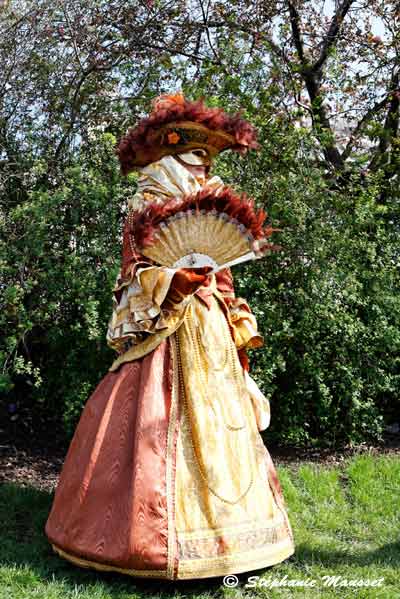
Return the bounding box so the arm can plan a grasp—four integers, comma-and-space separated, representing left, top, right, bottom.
128, 185, 282, 253
116, 93, 260, 175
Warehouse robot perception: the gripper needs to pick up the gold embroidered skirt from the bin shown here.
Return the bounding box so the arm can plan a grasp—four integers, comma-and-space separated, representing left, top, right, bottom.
45, 292, 294, 580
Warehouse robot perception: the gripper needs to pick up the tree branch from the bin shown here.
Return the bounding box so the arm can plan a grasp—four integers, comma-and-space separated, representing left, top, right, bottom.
312, 0, 356, 76
287, 1, 306, 64
341, 94, 394, 161
369, 70, 400, 172
199, 0, 229, 74
52, 67, 96, 164
287, 1, 344, 170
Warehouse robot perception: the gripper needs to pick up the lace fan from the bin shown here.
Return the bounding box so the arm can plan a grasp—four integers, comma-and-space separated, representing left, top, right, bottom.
129, 185, 281, 273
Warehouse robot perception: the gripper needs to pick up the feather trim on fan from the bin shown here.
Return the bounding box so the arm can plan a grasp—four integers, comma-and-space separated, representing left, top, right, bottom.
128, 185, 282, 272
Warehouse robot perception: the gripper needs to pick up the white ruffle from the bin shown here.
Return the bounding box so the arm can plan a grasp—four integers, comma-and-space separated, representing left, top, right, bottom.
244, 370, 271, 431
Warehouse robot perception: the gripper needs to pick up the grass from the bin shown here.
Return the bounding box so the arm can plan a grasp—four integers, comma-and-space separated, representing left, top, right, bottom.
0, 454, 399, 598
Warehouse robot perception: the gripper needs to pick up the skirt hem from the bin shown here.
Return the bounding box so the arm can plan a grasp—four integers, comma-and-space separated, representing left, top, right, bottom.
50, 540, 295, 581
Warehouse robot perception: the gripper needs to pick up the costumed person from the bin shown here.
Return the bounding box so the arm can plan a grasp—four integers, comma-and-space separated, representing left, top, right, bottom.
45, 92, 295, 580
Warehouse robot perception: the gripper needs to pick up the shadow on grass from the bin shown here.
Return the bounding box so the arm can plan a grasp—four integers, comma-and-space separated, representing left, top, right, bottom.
1, 481, 398, 597
0, 481, 263, 596
292, 542, 400, 569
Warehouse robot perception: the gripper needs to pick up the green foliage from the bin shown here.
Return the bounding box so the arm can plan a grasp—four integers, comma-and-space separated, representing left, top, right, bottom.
220, 117, 399, 447
2, 114, 399, 448
185, 78, 399, 447
0, 134, 135, 437
1, 9, 399, 447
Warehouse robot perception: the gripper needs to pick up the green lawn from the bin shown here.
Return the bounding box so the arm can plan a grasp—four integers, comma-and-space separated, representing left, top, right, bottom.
0, 454, 399, 599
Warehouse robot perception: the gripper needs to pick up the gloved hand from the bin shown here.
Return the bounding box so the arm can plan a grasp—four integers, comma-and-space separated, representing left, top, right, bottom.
237, 347, 250, 372
173, 266, 213, 293
166, 266, 213, 305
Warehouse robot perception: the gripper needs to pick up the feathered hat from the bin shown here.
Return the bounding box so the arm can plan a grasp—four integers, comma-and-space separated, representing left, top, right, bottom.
116, 92, 260, 175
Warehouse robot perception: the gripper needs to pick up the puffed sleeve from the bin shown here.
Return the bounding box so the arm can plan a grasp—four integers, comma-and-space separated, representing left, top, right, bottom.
106, 213, 189, 355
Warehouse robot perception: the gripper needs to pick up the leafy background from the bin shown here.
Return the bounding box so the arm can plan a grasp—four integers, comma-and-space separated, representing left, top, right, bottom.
1, 0, 399, 448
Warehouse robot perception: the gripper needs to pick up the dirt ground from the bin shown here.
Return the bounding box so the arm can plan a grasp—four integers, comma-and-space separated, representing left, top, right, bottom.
1, 435, 399, 493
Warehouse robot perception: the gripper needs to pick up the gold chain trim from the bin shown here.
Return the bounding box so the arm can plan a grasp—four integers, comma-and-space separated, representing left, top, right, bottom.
166, 335, 180, 579
127, 210, 136, 257
191, 302, 246, 430
174, 304, 257, 505
194, 316, 229, 371
195, 323, 246, 431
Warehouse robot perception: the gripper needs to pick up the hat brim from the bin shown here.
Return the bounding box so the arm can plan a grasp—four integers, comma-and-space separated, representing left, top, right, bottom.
130, 121, 236, 168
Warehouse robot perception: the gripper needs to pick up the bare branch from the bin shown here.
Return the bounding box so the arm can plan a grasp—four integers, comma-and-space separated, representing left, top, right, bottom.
287, 1, 344, 170
341, 94, 393, 161
313, 0, 356, 75
287, 1, 306, 64
52, 67, 97, 163
199, 0, 229, 74
61, 1, 85, 72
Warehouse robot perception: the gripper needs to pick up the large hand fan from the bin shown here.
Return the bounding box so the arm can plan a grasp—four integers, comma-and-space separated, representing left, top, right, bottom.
129, 185, 281, 273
